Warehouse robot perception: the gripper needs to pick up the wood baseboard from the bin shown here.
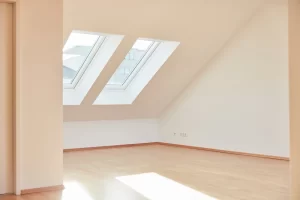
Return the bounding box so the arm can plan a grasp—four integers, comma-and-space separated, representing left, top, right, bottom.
64, 142, 160, 152
21, 185, 64, 195
157, 142, 289, 161
63, 142, 289, 161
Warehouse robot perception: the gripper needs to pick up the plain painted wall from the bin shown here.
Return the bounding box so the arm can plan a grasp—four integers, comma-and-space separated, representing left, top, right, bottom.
16, 0, 64, 191
289, 0, 300, 198
64, 119, 159, 149
63, 0, 264, 121
0, 3, 13, 194
160, 2, 289, 157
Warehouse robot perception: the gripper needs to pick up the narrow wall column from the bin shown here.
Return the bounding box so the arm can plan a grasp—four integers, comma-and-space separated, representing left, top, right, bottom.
15, 0, 63, 192
289, 0, 300, 199
0, 2, 13, 194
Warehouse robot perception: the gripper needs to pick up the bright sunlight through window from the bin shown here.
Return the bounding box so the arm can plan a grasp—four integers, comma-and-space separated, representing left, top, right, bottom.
116, 172, 218, 200
106, 39, 160, 87
63, 31, 105, 89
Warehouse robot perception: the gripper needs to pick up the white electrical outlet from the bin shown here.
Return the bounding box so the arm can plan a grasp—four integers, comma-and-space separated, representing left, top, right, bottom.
174, 132, 188, 137
180, 132, 188, 137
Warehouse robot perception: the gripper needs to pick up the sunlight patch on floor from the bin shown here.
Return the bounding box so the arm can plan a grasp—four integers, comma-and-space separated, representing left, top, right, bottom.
62, 181, 94, 200
116, 172, 218, 200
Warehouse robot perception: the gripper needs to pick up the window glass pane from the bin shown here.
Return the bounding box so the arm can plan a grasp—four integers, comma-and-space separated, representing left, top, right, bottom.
63, 32, 99, 84
107, 39, 154, 85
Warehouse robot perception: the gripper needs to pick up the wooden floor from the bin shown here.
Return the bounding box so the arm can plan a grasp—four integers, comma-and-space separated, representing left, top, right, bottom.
0, 144, 289, 199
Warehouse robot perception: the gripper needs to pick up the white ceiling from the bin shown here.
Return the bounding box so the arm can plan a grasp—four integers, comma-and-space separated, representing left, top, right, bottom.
63, 0, 266, 121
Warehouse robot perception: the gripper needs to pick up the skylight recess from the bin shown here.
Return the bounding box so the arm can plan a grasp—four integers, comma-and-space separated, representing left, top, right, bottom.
106, 39, 160, 87
63, 32, 124, 105
94, 38, 180, 105
63, 31, 105, 89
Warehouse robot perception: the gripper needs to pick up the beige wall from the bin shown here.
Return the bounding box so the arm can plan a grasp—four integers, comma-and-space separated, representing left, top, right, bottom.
160, 2, 289, 157
0, 2, 13, 194
289, 0, 300, 199
14, 0, 63, 192
63, 0, 264, 121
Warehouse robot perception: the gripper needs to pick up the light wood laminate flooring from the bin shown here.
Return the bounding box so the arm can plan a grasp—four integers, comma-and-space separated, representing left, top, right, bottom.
0, 144, 289, 200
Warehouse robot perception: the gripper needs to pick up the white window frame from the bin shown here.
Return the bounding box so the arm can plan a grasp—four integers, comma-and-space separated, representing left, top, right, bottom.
94, 40, 180, 105
63, 33, 124, 105
105, 39, 160, 90
63, 30, 106, 89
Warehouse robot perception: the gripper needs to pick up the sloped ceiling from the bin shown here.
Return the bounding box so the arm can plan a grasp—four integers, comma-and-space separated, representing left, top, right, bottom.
63, 0, 265, 121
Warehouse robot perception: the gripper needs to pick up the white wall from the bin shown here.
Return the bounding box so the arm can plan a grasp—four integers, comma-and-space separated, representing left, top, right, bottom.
64, 119, 159, 149
160, 2, 289, 157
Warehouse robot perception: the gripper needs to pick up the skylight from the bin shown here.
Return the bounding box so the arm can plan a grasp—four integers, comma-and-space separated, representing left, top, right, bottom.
106, 39, 160, 88
94, 38, 180, 105
63, 31, 105, 89
63, 32, 124, 105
